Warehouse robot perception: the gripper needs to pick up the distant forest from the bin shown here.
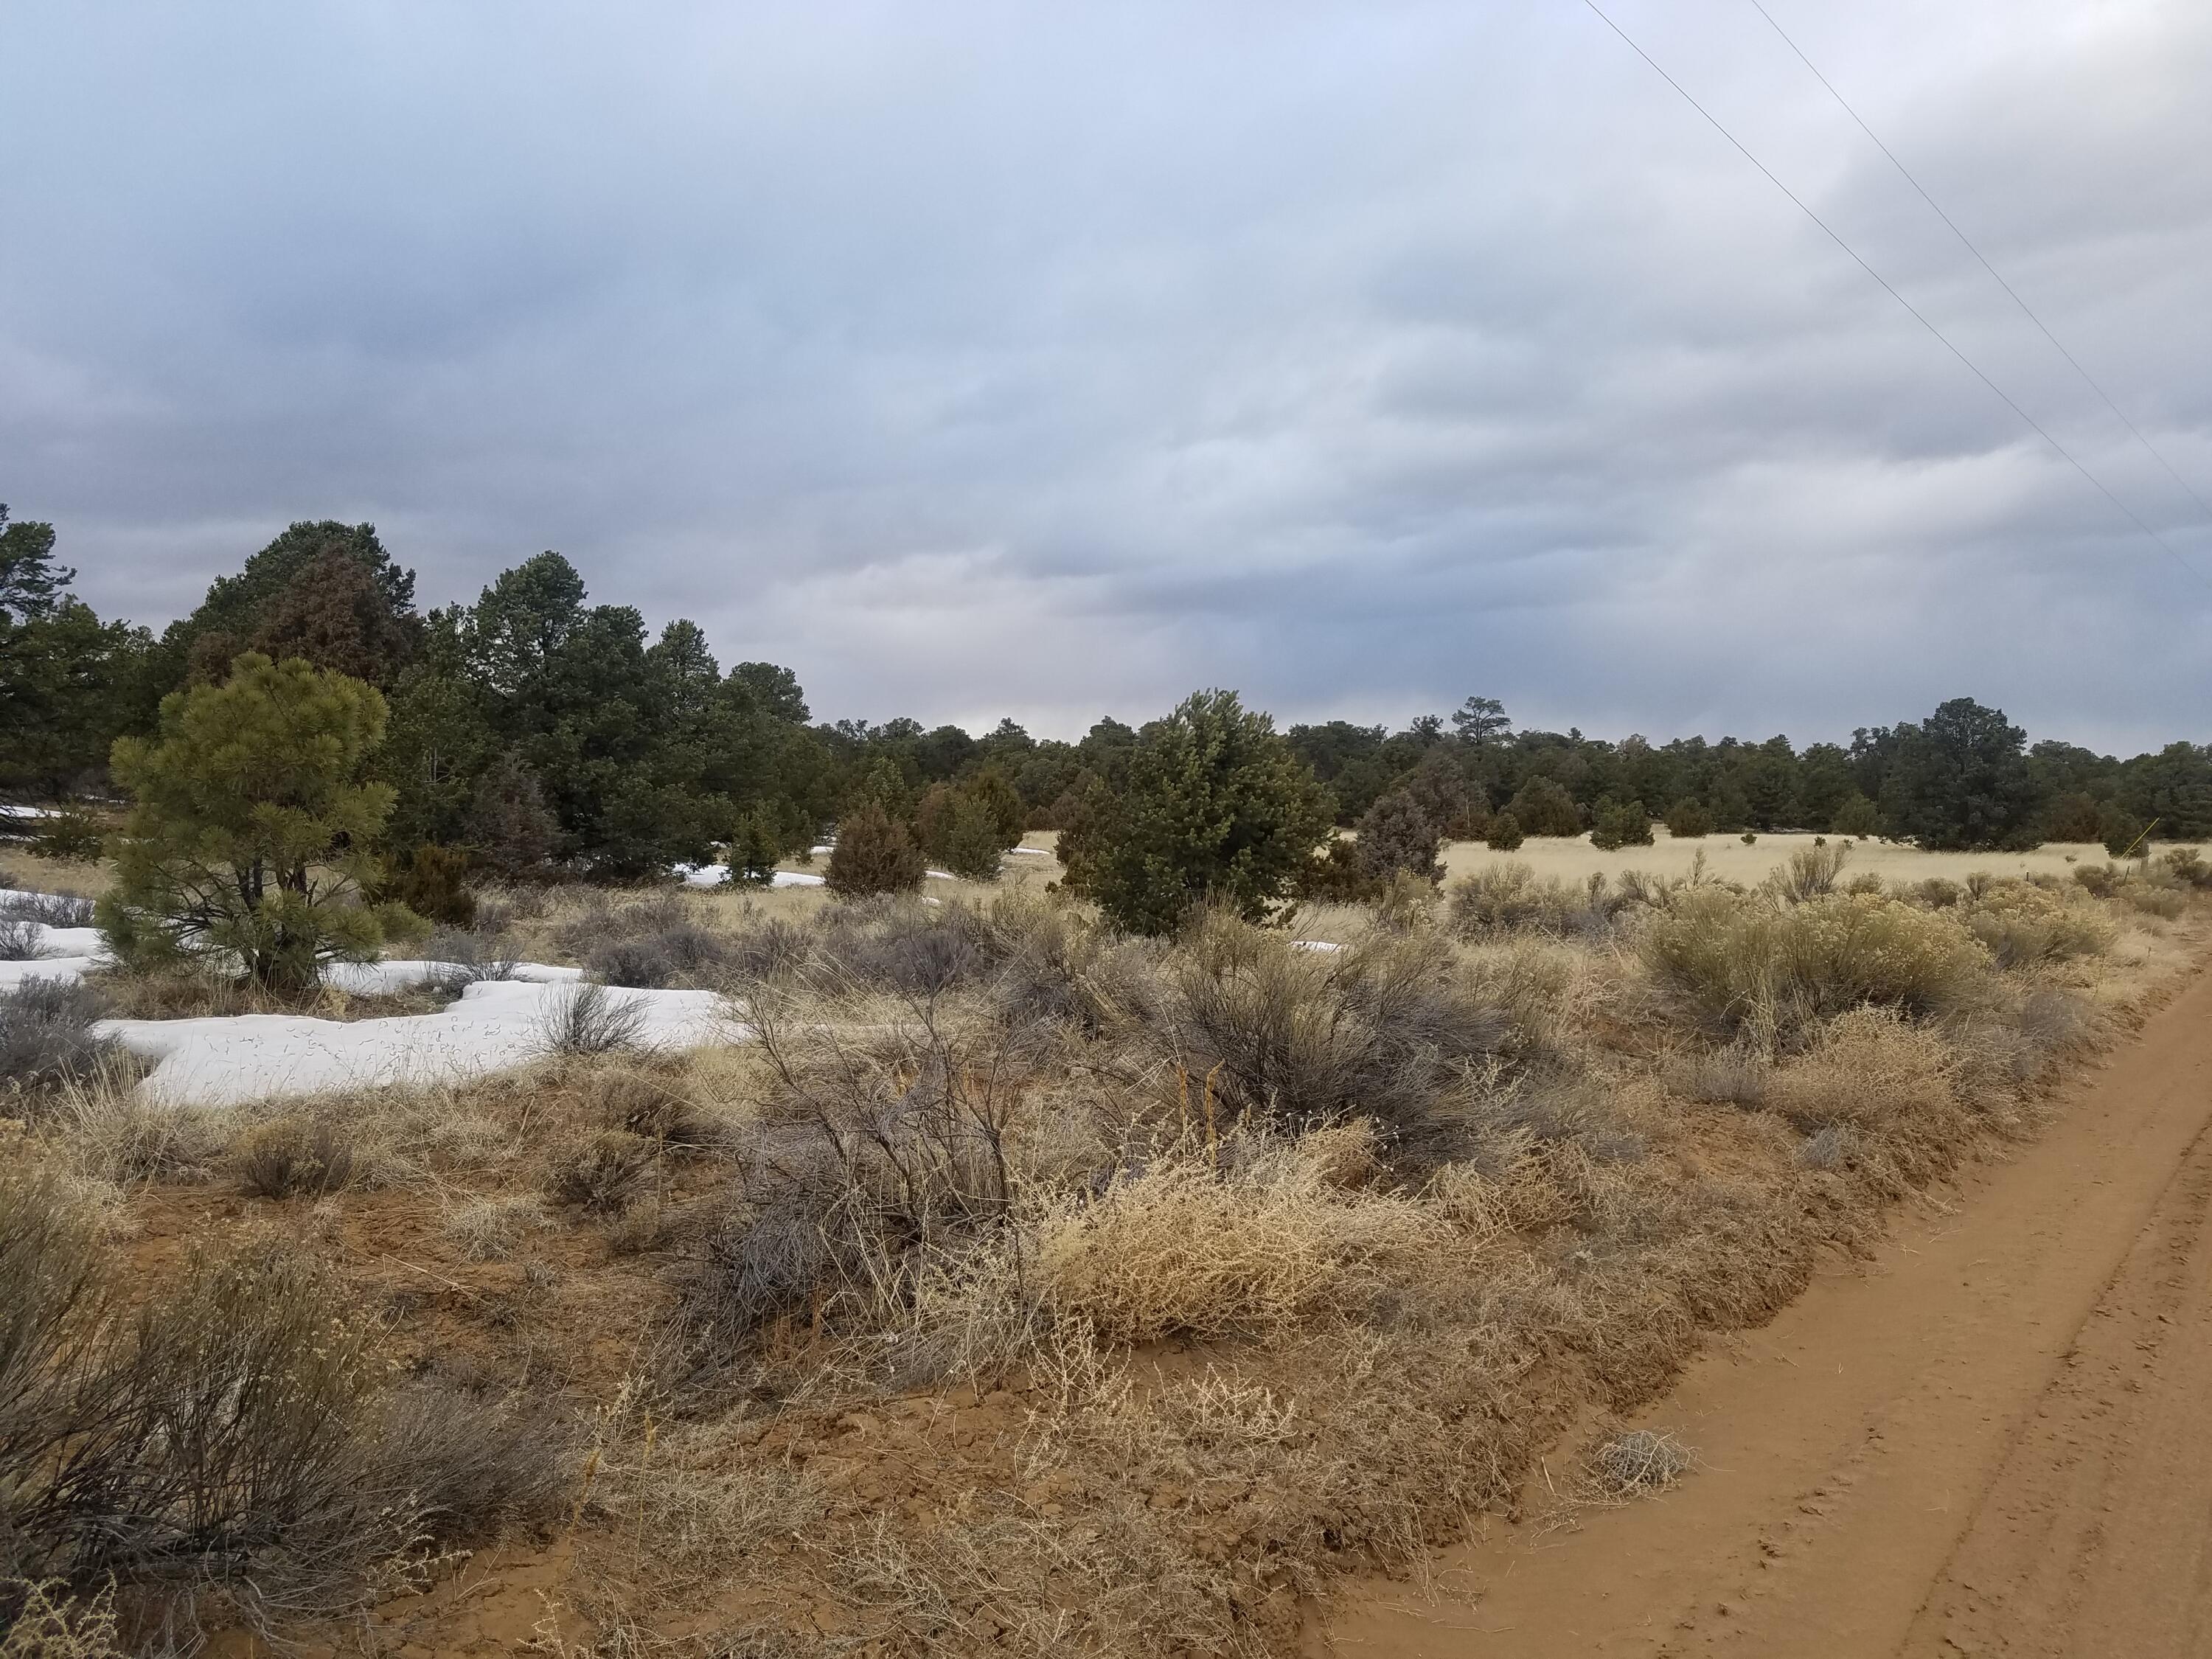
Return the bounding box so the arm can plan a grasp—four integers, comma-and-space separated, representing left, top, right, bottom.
4, 512, 2208, 869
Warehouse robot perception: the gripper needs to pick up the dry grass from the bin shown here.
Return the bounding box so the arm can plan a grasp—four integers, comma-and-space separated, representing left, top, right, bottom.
0, 848, 112, 902
1, 860, 2202, 1657
1030, 1122, 1445, 1345
1439, 828, 2212, 890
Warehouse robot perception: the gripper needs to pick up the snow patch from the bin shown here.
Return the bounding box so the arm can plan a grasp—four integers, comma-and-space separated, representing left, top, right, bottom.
673, 863, 824, 890
0, 905, 112, 987
96, 979, 738, 1108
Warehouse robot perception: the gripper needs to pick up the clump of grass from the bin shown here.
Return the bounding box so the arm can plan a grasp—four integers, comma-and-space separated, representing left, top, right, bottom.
234, 1114, 361, 1199
1639, 890, 1991, 1038
1032, 1122, 1444, 1346
539, 980, 650, 1057
545, 1130, 658, 1214
1674, 1047, 1769, 1107
423, 921, 522, 987
1448, 862, 1627, 939
1770, 840, 1851, 903
1763, 1007, 1960, 1135
442, 1194, 549, 1262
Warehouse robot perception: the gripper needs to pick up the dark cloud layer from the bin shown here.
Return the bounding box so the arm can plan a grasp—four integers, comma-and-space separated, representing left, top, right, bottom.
4, 0, 2208, 749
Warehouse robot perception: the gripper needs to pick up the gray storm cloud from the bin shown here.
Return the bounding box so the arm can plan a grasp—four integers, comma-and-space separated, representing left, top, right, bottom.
2, 0, 2207, 749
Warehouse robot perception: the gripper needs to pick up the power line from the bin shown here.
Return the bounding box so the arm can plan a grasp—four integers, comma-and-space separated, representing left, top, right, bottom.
1576, 0, 2212, 594
1745, 0, 2212, 529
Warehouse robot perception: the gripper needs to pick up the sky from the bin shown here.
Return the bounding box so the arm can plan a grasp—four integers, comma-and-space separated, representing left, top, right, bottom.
4, 0, 2209, 752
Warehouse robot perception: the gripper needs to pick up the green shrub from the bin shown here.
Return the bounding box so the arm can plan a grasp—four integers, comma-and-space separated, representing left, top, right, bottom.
1483, 810, 1524, 851
1588, 797, 1653, 852
1639, 889, 1990, 1036
1506, 776, 1581, 838
1961, 884, 2115, 967
936, 790, 1011, 882
1448, 861, 1617, 938
1354, 789, 1442, 885
1830, 793, 1880, 838
386, 844, 476, 928
2072, 862, 2118, 898
826, 801, 926, 897
27, 804, 103, 864
2099, 807, 2149, 859
1292, 835, 1376, 902
1663, 798, 1713, 839
467, 750, 558, 879
2045, 791, 2104, 844
2159, 847, 2211, 890
1162, 913, 1514, 1159
917, 773, 1023, 880
1913, 877, 1963, 908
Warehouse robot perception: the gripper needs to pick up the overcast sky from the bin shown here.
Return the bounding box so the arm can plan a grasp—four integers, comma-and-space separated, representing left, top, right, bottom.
4, 1, 2208, 751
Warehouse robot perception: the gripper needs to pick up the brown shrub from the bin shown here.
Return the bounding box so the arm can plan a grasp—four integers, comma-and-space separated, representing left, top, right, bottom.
234, 1115, 360, 1199
545, 1130, 658, 1214
0, 1174, 565, 1641
1161, 913, 1515, 1159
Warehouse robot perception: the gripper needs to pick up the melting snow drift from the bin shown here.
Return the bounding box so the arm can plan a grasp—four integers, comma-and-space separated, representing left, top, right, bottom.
97, 978, 737, 1108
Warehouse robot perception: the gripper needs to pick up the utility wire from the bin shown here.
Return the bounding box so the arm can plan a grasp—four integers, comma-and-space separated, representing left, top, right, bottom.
1576, 0, 2212, 593
1745, 0, 2212, 528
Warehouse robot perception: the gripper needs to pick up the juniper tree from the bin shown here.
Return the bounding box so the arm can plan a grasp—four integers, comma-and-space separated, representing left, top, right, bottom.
1062, 689, 1334, 935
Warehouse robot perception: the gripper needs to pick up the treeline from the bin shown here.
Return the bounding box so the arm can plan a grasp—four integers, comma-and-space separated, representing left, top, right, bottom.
4, 512, 2208, 872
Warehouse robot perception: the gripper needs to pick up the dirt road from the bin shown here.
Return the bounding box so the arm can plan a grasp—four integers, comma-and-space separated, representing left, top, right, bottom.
1318, 961, 2212, 1659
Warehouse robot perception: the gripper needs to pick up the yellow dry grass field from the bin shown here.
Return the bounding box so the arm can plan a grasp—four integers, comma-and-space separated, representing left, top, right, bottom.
1437, 829, 2208, 888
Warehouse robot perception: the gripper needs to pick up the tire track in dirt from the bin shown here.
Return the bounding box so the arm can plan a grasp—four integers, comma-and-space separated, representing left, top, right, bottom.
1314, 959, 2212, 1658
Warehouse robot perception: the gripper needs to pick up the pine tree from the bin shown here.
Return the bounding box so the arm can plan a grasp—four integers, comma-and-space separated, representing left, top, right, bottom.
729, 810, 783, 886
468, 751, 557, 878
100, 654, 412, 994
